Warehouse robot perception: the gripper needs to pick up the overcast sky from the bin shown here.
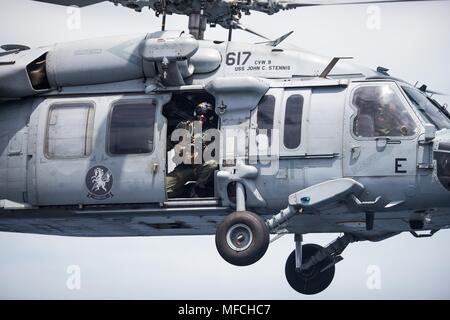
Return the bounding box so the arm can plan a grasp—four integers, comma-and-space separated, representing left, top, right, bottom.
1, 0, 450, 299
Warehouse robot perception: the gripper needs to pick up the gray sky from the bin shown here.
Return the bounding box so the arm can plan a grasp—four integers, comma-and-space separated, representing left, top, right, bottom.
1, 0, 450, 299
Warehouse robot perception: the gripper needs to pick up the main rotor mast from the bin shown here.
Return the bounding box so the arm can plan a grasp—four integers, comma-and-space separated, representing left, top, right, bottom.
188, 12, 208, 40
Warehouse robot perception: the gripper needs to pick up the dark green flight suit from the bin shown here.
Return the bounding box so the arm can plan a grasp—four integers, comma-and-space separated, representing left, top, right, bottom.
166, 120, 218, 198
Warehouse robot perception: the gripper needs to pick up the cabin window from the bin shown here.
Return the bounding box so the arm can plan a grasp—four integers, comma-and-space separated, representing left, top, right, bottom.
46, 103, 94, 158
109, 102, 156, 155
257, 95, 275, 145
283, 94, 303, 149
352, 85, 417, 137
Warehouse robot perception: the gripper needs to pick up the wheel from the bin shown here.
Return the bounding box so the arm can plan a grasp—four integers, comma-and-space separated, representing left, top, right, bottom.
215, 211, 270, 266
285, 244, 335, 295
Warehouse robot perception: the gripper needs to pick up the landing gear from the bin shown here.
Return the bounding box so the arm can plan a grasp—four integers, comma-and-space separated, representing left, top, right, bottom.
285, 244, 335, 295
215, 211, 270, 266
214, 178, 359, 294
285, 233, 356, 295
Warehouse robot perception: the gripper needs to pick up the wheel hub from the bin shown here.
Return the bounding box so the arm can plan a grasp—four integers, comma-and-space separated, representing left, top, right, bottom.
226, 223, 253, 252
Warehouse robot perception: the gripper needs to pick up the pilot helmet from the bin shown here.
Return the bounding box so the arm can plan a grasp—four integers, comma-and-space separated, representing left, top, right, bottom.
194, 102, 214, 123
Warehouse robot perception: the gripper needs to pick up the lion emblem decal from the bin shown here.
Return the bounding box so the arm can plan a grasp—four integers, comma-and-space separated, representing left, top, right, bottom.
86, 166, 114, 200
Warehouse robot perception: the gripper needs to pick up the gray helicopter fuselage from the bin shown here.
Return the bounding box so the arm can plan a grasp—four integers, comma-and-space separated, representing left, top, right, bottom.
0, 31, 449, 238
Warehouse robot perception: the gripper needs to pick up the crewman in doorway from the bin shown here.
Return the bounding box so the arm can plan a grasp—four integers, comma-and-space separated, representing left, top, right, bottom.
166, 102, 218, 198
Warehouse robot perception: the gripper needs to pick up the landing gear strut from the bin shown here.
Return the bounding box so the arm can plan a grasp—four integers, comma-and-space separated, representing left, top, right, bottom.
215, 182, 270, 266
285, 233, 357, 295
215, 177, 363, 294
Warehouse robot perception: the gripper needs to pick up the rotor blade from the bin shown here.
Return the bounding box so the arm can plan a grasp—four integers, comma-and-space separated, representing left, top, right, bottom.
249, 0, 450, 14
278, 0, 448, 7
33, 0, 104, 6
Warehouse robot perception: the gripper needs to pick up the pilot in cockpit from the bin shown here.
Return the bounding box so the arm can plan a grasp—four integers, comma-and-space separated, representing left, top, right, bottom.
375, 99, 414, 137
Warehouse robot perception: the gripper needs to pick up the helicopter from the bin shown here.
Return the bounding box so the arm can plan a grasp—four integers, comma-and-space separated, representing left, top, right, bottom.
0, 0, 450, 295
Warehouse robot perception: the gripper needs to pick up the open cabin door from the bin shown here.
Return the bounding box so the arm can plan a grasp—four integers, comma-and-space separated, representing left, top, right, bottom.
31, 94, 168, 206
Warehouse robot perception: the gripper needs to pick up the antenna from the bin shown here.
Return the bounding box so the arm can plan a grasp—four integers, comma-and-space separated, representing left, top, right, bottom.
376, 66, 390, 76
319, 57, 353, 78
256, 31, 294, 47
231, 21, 270, 41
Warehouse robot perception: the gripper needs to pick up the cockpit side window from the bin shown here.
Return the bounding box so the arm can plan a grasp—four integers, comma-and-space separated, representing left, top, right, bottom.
352, 85, 417, 138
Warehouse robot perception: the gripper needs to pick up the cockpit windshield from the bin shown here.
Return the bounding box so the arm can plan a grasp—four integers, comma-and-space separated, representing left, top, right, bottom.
401, 85, 450, 130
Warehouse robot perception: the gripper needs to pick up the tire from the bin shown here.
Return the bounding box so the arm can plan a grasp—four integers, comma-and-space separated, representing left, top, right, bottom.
285, 244, 335, 295
215, 211, 270, 266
